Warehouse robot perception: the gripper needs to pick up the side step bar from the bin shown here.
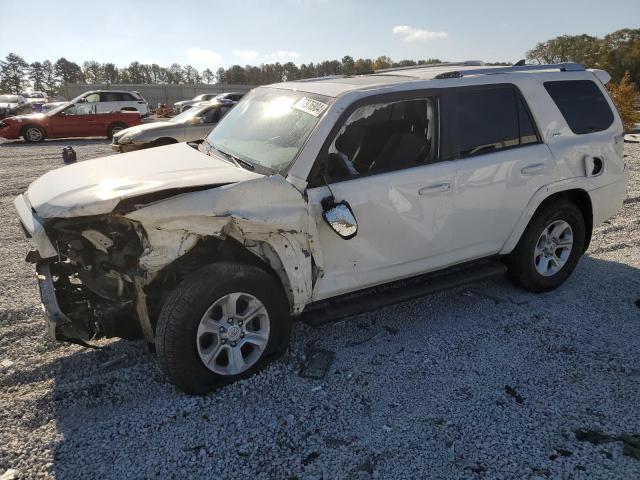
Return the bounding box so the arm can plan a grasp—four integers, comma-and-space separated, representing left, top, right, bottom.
301, 260, 507, 327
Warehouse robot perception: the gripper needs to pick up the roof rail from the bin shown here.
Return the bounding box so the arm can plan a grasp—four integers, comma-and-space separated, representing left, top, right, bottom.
374, 60, 485, 74
433, 62, 585, 79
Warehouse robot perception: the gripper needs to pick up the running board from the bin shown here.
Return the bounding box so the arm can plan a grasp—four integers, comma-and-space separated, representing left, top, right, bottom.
301, 259, 507, 327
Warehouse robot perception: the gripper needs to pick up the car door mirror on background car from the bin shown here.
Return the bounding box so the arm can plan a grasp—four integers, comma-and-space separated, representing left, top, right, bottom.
191, 117, 205, 124
321, 196, 358, 239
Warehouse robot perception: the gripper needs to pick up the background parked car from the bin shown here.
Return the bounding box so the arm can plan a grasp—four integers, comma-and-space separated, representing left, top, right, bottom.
42, 90, 149, 117
215, 92, 245, 102
0, 94, 32, 119
0, 102, 142, 143
190, 96, 239, 110
112, 102, 233, 152
173, 93, 219, 113
20, 91, 49, 112
625, 125, 640, 143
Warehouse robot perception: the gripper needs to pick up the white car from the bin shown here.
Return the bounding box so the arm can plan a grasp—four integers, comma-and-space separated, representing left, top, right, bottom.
173, 93, 219, 113
14, 61, 629, 394
111, 103, 233, 152
624, 128, 640, 143
21, 91, 49, 110
43, 90, 149, 117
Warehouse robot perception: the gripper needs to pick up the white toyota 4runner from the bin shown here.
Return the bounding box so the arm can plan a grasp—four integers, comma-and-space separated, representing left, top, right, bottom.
15, 62, 629, 394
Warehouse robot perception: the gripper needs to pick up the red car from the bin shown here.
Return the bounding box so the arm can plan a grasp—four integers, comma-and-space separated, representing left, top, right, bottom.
0, 102, 142, 143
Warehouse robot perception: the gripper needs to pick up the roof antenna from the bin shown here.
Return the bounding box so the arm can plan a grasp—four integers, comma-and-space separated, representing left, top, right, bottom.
513, 59, 526, 67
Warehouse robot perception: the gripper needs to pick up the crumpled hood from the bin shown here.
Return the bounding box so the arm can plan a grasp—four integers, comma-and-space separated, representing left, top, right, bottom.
27, 142, 262, 218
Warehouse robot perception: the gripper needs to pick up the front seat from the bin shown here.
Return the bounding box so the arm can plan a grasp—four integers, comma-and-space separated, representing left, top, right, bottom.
369, 132, 430, 173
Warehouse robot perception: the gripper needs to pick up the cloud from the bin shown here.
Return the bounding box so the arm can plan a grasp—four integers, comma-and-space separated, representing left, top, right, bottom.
392, 25, 448, 42
264, 50, 300, 61
232, 50, 260, 62
185, 47, 222, 67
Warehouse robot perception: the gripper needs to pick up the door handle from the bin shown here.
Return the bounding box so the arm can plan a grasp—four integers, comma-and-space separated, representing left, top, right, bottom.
521, 163, 545, 175
418, 183, 451, 195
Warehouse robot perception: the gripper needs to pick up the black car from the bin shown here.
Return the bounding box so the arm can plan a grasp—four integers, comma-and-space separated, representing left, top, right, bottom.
0, 94, 32, 119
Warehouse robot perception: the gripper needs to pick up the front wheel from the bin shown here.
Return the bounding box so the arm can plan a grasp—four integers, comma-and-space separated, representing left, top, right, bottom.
155, 262, 291, 395
506, 200, 586, 292
23, 125, 45, 143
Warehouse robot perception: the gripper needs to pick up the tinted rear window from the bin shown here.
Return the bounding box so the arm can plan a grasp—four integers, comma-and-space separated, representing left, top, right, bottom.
544, 80, 614, 134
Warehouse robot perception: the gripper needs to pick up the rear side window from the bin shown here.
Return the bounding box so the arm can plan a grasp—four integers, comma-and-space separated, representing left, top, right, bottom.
544, 80, 614, 134
450, 86, 539, 158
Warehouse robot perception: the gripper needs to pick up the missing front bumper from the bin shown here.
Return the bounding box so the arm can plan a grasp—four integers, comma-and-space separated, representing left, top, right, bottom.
36, 262, 78, 341
35, 261, 144, 342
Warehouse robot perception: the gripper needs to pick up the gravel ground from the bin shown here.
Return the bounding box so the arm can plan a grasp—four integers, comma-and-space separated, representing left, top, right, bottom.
0, 138, 639, 480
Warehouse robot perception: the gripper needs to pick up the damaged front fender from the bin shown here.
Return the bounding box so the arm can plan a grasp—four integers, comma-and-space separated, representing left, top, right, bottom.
126, 175, 318, 313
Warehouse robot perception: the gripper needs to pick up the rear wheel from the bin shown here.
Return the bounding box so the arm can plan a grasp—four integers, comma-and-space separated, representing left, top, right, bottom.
23, 125, 45, 143
506, 200, 585, 292
107, 122, 127, 139
155, 262, 291, 395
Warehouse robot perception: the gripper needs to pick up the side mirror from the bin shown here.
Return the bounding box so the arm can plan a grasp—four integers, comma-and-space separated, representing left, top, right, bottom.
321, 196, 358, 239
192, 117, 205, 124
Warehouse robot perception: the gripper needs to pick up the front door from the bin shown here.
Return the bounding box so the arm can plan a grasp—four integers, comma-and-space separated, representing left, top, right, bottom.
306, 95, 457, 301
50, 103, 102, 137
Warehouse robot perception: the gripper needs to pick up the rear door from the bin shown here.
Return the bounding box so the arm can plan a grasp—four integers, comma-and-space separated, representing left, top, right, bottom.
98, 92, 122, 113
441, 84, 556, 259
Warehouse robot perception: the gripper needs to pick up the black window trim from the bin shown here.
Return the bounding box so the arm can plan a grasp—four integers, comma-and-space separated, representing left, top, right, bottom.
440, 82, 542, 162
307, 89, 443, 188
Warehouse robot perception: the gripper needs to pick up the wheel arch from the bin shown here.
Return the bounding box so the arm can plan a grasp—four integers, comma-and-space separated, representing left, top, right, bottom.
153, 137, 179, 145
501, 187, 594, 255
145, 236, 294, 325
21, 123, 46, 138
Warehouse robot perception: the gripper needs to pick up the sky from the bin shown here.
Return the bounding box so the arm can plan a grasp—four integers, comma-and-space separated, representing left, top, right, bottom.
0, 0, 638, 69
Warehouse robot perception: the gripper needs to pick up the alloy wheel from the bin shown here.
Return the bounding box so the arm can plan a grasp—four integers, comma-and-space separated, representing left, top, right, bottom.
196, 292, 270, 375
534, 220, 573, 277
26, 128, 42, 142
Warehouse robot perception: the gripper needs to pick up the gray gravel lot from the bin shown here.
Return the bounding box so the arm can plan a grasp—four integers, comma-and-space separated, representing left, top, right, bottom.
0, 138, 639, 479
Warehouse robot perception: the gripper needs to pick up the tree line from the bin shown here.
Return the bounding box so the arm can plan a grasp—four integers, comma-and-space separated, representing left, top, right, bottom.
0, 28, 637, 97
0, 54, 446, 96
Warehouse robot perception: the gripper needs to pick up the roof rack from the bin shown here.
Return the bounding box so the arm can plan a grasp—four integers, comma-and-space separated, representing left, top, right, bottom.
374, 60, 485, 74
433, 62, 585, 79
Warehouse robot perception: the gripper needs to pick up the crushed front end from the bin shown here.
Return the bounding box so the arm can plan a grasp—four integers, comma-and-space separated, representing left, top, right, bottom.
16, 193, 149, 343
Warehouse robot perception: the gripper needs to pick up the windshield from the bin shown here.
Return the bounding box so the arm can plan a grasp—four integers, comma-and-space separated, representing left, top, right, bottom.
46, 102, 72, 115
170, 105, 212, 123
206, 88, 332, 173
0, 95, 19, 103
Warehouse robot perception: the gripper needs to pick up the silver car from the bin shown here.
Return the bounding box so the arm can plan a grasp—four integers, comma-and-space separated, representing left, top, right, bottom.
111, 103, 233, 152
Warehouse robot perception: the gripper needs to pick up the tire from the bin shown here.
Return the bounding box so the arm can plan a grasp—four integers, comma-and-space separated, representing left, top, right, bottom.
156, 262, 291, 395
107, 122, 127, 139
505, 200, 586, 292
22, 125, 45, 143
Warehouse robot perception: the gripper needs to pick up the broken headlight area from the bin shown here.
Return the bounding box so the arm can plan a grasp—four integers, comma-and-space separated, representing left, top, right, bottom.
38, 215, 147, 341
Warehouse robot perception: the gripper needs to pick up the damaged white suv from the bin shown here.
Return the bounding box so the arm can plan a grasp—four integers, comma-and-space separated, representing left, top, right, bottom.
15, 62, 628, 394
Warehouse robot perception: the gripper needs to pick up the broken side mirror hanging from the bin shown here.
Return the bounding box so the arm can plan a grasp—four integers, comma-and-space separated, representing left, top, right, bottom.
321, 196, 358, 239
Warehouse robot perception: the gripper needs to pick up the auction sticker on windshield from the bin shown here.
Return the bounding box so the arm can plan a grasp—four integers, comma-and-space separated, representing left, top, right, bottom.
293, 97, 328, 117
